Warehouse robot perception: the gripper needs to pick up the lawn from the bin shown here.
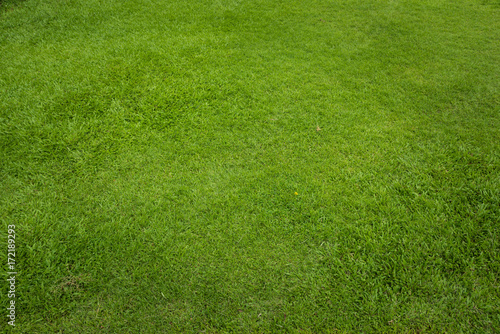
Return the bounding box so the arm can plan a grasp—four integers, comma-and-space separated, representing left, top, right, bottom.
1, 0, 499, 332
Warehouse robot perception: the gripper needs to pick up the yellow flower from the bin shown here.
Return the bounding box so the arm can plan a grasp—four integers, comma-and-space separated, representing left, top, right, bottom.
294, 192, 298, 195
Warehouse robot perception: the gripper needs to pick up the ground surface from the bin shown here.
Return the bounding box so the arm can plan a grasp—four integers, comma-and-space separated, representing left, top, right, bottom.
1, 0, 499, 332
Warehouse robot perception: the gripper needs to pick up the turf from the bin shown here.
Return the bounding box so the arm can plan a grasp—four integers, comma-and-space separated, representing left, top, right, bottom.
1, 0, 499, 332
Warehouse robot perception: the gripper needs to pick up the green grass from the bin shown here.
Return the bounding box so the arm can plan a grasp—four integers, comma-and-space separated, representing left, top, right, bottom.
1, 0, 499, 332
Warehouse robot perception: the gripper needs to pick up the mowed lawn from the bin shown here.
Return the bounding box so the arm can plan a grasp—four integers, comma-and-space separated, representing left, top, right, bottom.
1, 0, 499, 332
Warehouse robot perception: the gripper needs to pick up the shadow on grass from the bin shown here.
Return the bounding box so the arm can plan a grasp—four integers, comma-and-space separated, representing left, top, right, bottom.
0, 0, 28, 14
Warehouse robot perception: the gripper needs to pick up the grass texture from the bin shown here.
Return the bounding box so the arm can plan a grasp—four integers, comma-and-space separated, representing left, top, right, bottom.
1, 0, 499, 332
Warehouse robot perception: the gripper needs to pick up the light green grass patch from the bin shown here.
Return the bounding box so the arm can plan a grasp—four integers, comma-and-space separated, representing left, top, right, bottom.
1, 0, 499, 332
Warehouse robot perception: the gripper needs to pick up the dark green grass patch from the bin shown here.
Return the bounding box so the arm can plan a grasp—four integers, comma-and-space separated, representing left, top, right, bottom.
1, 0, 499, 332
